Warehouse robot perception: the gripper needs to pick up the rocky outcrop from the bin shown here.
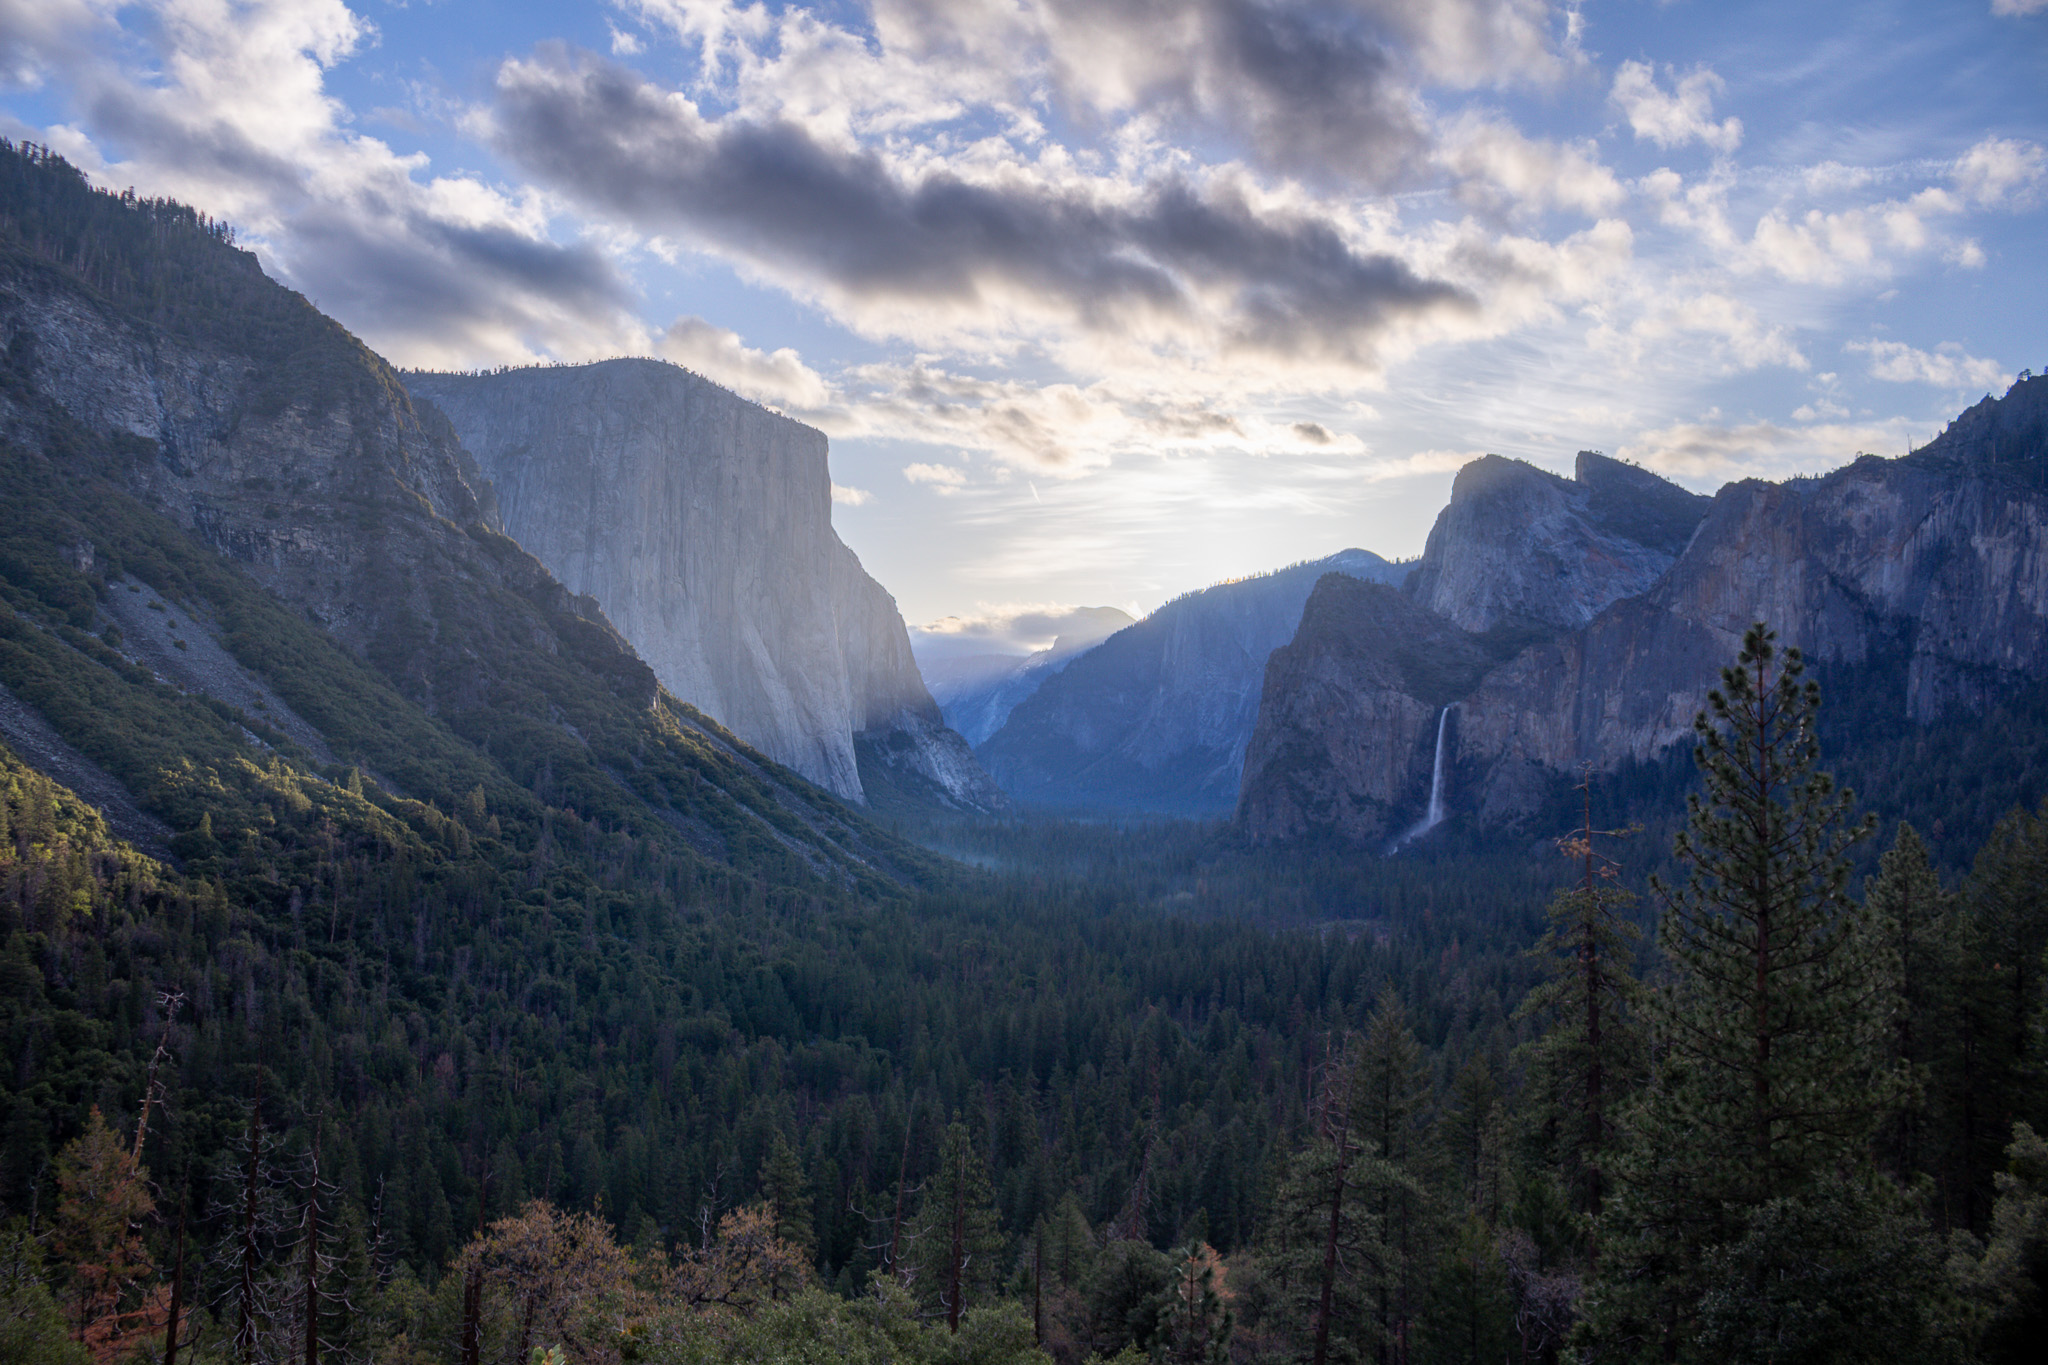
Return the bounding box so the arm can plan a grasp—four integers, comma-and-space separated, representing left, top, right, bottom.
405, 361, 1001, 811
978, 549, 1404, 813
924, 607, 1135, 747
1238, 376, 2048, 844
1407, 452, 1709, 632
1235, 577, 1501, 842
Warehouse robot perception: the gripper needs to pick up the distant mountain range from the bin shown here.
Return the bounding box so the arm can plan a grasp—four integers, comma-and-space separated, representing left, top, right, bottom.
921, 606, 1136, 747
1239, 377, 2048, 847
974, 549, 1406, 814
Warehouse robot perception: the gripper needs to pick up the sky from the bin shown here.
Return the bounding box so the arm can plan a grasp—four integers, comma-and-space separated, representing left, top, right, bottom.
2, 0, 2044, 656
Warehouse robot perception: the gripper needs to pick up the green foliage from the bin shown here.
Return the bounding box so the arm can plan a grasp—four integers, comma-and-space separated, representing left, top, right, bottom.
0, 1224, 89, 1365
644, 1284, 1047, 1365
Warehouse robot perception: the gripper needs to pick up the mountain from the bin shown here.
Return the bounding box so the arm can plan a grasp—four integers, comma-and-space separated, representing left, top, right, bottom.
922, 606, 1135, 746
977, 549, 1405, 814
404, 362, 1001, 814
1239, 377, 2048, 845
0, 141, 930, 892
1407, 451, 1710, 632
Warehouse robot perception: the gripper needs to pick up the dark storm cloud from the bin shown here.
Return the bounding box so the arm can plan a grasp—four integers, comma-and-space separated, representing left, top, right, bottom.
76, 72, 635, 357
489, 47, 1474, 365
874, 0, 1569, 188
1059, 0, 1425, 186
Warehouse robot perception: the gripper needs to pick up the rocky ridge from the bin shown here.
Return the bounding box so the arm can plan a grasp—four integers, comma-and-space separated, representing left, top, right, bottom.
1238, 376, 2048, 845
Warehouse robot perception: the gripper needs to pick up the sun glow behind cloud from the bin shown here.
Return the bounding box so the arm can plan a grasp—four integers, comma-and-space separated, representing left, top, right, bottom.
0, 0, 2041, 623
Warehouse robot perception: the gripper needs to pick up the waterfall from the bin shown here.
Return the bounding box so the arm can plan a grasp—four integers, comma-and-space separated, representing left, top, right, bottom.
1395, 706, 1453, 848
1424, 705, 1450, 829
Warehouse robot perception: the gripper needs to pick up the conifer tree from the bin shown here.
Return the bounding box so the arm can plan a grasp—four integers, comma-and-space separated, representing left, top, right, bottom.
50, 1107, 155, 1353
908, 1122, 1004, 1331
758, 1135, 814, 1261
1864, 823, 1960, 1188
1584, 624, 1950, 1364
1515, 773, 1646, 1224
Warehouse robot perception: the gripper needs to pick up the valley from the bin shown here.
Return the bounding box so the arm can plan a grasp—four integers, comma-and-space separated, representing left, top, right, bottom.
2, 138, 2046, 1365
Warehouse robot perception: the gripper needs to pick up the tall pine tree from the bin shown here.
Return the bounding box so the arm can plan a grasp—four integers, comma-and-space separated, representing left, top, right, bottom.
1584, 624, 1949, 1365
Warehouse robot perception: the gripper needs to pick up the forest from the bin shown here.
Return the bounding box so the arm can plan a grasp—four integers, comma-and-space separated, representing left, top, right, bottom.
3, 620, 2047, 1364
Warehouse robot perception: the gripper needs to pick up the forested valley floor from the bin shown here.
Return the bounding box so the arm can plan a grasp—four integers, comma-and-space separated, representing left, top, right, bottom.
4, 623, 2047, 1365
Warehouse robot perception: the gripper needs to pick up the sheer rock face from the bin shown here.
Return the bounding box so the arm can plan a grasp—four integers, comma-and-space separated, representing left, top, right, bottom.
405, 360, 1000, 809
1408, 451, 1710, 632
1238, 376, 2048, 843
977, 549, 1405, 814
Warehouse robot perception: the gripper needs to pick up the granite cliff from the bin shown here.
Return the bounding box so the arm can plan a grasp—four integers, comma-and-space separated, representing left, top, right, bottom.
1239, 376, 2048, 845
404, 361, 1000, 812
978, 549, 1404, 814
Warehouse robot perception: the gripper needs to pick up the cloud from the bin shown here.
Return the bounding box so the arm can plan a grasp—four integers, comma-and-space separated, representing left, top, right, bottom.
1992, 0, 2047, 15
486, 47, 1478, 373
1847, 339, 2009, 390
911, 601, 1137, 657
1593, 291, 1808, 373
1610, 61, 1742, 155
866, 0, 1579, 189
1293, 420, 1335, 444
1437, 112, 1624, 216
1619, 415, 1916, 483
1952, 135, 2046, 206
1642, 165, 1992, 286
903, 461, 968, 490
6, 0, 642, 367
830, 482, 872, 505
657, 315, 833, 410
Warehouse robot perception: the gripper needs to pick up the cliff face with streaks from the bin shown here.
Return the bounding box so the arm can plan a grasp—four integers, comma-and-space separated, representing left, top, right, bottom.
1238, 377, 2048, 845
406, 361, 1002, 810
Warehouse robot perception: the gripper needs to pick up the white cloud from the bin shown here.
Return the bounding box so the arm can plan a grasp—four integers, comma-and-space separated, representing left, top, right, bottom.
911, 601, 1134, 658
1847, 339, 2009, 390
1952, 135, 2046, 206
1437, 113, 1624, 215
1590, 290, 1807, 374
903, 461, 968, 491
1991, 0, 2047, 16
1610, 60, 1742, 155
657, 315, 833, 411
1619, 415, 1916, 483
830, 482, 872, 505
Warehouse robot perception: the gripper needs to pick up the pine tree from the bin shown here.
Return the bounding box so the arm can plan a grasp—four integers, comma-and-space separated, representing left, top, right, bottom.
50, 1107, 156, 1353
1953, 804, 2048, 1231
1584, 624, 1946, 1364
1515, 774, 1647, 1225
1864, 824, 1961, 1191
759, 1135, 815, 1261
907, 1122, 1004, 1331
1352, 987, 1436, 1365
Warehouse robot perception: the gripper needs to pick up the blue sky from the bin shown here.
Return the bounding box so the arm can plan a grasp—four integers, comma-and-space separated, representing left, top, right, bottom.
3, 0, 2044, 653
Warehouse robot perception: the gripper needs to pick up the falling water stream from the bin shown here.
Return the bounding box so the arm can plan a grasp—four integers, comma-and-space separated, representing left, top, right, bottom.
1395, 706, 1452, 848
